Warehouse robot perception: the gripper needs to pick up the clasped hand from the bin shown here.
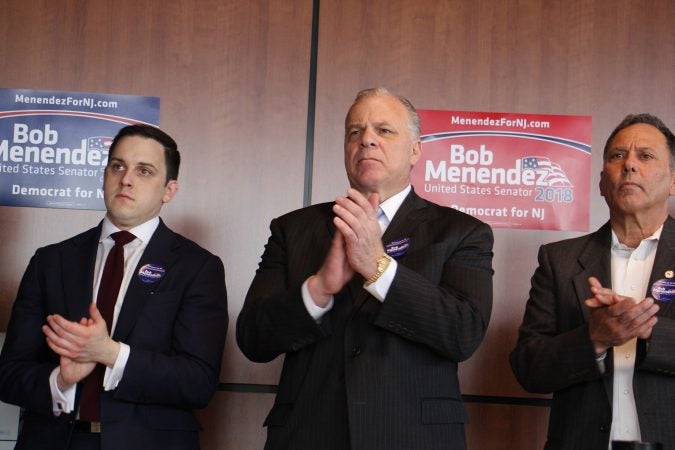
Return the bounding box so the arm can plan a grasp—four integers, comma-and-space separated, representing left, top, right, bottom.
308, 189, 385, 306
585, 276, 659, 355
42, 302, 120, 387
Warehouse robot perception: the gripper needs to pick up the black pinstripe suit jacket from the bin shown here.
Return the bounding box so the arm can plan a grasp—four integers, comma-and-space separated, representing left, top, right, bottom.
237, 190, 494, 450
511, 216, 675, 450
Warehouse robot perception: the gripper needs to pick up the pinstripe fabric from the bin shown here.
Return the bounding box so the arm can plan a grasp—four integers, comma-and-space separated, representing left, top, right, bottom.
237, 191, 494, 450
511, 216, 675, 450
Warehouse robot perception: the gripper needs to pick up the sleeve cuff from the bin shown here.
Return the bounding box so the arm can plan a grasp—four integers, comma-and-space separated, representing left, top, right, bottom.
364, 259, 397, 302
49, 367, 76, 415
302, 278, 334, 321
103, 342, 130, 391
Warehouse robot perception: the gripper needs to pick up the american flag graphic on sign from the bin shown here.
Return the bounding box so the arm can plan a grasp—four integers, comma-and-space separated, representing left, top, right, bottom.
521, 156, 573, 187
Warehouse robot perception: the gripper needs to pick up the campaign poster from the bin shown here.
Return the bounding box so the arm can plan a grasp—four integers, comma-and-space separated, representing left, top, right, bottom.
411, 111, 592, 231
0, 88, 159, 210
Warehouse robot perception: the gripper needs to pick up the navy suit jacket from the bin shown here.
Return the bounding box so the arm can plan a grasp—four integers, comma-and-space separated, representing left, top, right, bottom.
511, 216, 675, 450
0, 219, 228, 450
237, 191, 494, 450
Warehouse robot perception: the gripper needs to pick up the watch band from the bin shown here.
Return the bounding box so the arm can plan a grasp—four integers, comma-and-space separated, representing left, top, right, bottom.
365, 253, 392, 285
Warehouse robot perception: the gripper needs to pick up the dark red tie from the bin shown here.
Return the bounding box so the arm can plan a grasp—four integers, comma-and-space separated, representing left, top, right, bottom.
79, 230, 135, 421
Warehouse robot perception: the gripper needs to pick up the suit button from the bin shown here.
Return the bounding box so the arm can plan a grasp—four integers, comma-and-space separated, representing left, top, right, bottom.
599, 425, 609, 432
351, 346, 361, 357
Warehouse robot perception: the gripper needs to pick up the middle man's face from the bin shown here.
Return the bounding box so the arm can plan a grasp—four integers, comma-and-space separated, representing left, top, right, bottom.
344, 94, 421, 200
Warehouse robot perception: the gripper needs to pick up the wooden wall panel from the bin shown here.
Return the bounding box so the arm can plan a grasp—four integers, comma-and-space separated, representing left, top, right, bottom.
465, 403, 549, 449
196, 391, 273, 450
1, 0, 675, 449
0, 0, 314, 386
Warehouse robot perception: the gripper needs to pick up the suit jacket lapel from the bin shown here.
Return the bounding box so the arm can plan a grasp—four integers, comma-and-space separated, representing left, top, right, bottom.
572, 222, 613, 405
381, 190, 428, 247
649, 216, 675, 318
348, 190, 429, 308
574, 222, 612, 322
61, 224, 101, 321
113, 220, 178, 341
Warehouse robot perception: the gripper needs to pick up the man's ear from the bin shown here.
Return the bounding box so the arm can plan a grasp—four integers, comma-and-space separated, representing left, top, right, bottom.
162, 180, 179, 204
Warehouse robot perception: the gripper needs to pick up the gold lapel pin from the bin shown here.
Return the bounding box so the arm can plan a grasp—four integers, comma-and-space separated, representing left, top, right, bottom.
666, 270, 674, 279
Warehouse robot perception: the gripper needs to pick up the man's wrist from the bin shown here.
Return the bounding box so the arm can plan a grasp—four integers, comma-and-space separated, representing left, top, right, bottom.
56, 372, 70, 391
102, 340, 122, 367
365, 254, 392, 285
307, 274, 332, 307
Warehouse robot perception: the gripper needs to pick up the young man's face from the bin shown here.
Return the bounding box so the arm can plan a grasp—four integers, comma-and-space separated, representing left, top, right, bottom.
103, 135, 178, 229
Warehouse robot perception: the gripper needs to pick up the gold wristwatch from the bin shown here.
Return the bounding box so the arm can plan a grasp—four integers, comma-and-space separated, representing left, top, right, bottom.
365, 253, 392, 285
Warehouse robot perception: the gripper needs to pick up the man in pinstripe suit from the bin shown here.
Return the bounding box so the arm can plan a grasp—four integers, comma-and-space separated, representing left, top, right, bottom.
237, 87, 494, 450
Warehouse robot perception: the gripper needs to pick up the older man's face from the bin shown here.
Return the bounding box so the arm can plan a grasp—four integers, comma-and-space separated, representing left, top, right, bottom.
344, 94, 421, 200
600, 123, 675, 220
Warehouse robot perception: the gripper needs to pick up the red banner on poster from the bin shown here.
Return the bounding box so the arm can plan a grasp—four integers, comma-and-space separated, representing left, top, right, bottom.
411, 110, 592, 231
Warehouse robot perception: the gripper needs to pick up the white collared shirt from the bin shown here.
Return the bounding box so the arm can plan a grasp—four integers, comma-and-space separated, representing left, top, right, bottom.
303, 185, 411, 320
50, 216, 160, 414
608, 225, 661, 443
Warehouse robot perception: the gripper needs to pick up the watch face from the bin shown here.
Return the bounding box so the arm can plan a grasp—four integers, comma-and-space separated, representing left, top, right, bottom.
367, 254, 391, 285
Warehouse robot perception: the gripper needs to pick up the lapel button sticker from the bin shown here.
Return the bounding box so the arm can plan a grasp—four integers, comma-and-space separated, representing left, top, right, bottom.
385, 237, 411, 257
138, 264, 165, 284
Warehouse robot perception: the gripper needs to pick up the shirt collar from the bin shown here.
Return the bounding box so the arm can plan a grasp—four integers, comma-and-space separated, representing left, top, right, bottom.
611, 224, 663, 251
379, 185, 411, 223
100, 216, 160, 245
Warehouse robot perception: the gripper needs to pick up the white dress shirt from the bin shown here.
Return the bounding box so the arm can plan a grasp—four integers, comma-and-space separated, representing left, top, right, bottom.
50, 216, 159, 414
607, 226, 661, 444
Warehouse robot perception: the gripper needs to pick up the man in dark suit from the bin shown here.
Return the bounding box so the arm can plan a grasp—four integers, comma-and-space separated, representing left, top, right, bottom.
0, 124, 228, 450
237, 88, 494, 450
511, 114, 675, 449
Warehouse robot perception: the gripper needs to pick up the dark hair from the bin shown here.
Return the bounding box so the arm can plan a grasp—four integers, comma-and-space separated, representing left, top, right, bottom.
109, 124, 180, 183
603, 113, 675, 167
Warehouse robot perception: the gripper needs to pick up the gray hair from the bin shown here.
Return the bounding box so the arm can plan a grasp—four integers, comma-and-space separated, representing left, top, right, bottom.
349, 87, 421, 141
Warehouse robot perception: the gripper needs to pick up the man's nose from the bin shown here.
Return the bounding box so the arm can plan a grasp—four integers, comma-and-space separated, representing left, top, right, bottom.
360, 127, 377, 147
120, 170, 134, 185
622, 154, 638, 173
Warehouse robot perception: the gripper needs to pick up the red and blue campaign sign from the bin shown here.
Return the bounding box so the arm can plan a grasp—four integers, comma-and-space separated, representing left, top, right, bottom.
0, 88, 159, 210
411, 111, 591, 231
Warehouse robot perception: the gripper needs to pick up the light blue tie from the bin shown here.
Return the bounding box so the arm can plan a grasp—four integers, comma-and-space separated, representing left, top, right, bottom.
377, 207, 388, 232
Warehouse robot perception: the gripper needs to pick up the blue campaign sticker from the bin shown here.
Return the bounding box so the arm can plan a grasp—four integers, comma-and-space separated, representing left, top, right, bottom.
651, 278, 675, 302
385, 237, 411, 257
138, 264, 165, 284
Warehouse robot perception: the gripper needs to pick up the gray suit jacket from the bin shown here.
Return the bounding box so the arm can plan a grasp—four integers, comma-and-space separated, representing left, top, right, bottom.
511, 216, 675, 450
237, 190, 494, 450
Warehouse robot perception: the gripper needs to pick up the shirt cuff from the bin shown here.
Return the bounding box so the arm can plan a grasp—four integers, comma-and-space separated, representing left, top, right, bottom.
302, 278, 334, 321
103, 342, 130, 391
364, 258, 397, 302
49, 367, 76, 415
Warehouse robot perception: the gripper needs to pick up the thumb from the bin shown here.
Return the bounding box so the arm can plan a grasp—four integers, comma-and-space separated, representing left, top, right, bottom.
368, 192, 380, 211
587, 276, 602, 289
89, 302, 105, 324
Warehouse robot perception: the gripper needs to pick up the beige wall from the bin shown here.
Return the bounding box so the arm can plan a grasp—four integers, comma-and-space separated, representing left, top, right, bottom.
1, 0, 674, 448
